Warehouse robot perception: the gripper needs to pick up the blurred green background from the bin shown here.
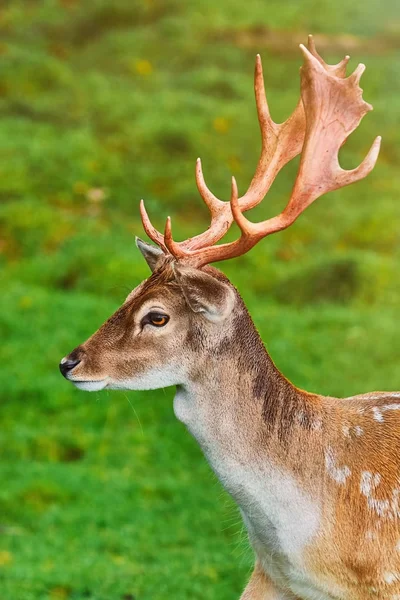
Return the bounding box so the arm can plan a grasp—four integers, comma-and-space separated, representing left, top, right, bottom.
1, 1, 400, 598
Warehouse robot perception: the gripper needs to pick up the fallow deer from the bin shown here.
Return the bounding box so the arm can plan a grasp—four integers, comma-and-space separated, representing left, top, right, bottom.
60, 36, 400, 599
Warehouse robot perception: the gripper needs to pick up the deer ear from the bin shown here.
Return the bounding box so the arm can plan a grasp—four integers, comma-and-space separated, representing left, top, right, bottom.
136, 237, 164, 272
174, 265, 235, 322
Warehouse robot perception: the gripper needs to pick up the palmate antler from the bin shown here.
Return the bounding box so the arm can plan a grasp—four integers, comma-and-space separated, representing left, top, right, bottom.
140, 36, 381, 267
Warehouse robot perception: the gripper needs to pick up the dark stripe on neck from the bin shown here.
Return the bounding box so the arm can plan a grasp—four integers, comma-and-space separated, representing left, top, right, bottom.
231, 300, 319, 444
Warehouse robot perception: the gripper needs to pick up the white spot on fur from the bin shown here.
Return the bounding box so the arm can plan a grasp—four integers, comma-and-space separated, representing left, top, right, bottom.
369, 403, 400, 424
396, 540, 400, 552
325, 447, 351, 484
360, 472, 388, 517
342, 424, 364, 439
311, 418, 322, 431
372, 407, 384, 422
360, 472, 400, 519
368, 586, 378, 595
361, 471, 381, 495
366, 530, 377, 540
296, 410, 306, 425
383, 403, 400, 412
369, 497, 390, 517
384, 572, 400, 584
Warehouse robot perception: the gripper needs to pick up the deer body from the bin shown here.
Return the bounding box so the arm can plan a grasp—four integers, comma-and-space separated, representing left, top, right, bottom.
59, 37, 398, 599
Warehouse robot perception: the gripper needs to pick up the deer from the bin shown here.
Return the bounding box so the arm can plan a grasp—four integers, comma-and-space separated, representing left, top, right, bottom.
59, 35, 400, 599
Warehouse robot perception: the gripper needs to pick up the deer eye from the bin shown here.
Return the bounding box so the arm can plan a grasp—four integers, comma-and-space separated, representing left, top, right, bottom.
143, 312, 170, 328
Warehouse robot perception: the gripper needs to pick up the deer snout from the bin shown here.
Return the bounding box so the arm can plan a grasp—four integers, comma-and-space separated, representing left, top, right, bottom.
59, 348, 85, 379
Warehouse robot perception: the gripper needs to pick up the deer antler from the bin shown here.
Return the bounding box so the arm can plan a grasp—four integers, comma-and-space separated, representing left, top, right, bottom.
141, 38, 380, 268
140, 36, 349, 252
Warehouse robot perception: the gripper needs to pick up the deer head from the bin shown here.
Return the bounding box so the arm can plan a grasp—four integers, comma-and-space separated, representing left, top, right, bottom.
59, 36, 380, 393
59, 252, 236, 392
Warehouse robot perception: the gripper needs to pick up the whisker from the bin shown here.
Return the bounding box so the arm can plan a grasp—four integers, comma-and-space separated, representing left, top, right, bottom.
123, 393, 144, 436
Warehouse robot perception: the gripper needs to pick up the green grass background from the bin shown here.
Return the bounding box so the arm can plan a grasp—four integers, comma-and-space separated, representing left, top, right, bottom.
1, 1, 400, 598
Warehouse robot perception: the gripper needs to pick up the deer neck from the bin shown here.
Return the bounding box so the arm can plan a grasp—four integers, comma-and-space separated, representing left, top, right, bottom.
173, 298, 323, 561
173, 299, 321, 486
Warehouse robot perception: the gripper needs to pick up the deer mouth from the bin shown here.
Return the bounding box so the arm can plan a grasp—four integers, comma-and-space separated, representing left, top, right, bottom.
70, 378, 109, 392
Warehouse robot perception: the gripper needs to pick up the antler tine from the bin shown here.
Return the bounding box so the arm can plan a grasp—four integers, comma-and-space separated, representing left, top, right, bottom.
164, 177, 242, 258
195, 158, 225, 214
307, 34, 350, 77
169, 41, 380, 268
164, 215, 186, 258
180, 54, 276, 252
139, 200, 168, 253
337, 135, 381, 186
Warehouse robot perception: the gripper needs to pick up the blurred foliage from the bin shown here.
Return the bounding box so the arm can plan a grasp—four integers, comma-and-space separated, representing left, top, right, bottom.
1, 0, 400, 598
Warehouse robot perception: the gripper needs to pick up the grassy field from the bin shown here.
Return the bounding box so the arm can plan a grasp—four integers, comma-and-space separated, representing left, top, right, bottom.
1, 1, 400, 598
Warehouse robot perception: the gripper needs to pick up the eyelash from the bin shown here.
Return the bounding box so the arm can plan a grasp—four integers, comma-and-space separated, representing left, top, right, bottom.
141, 312, 170, 328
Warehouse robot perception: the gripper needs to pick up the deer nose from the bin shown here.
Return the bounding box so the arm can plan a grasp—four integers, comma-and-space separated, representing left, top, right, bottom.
59, 357, 81, 378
